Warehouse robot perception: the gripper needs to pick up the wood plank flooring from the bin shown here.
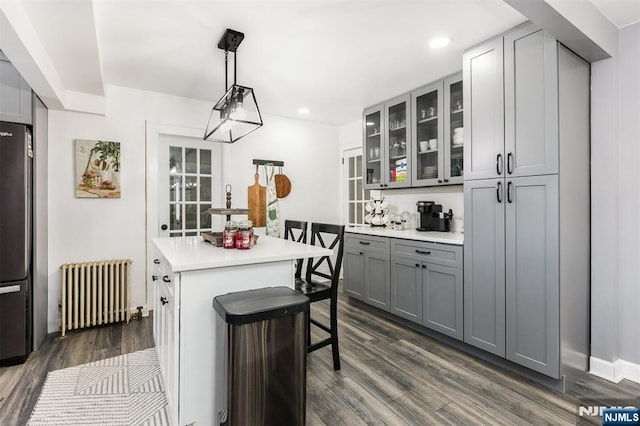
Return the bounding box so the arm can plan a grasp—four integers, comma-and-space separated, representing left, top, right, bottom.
1, 288, 639, 425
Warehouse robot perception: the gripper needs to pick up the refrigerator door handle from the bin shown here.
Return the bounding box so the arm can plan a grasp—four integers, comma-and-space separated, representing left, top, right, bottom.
0, 285, 21, 295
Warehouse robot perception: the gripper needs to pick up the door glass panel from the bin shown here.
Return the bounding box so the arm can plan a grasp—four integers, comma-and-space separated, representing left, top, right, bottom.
185, 148, 197, 173
349, 203, 355, 223
185, 204, 198, 229
170, 176, 182, 202
349, 157, 355, 178
356, 180, 363, 200
185, 176, 198, 201
185, 232, 197, 237
200, 176, 211, 202
200, 149, 212, 175
388, 101, 407, 183
449, 80, 464, 177
364, 111, 382, 185
170, 147, 182, 173
170, 204, 181, 230
201, 206, 211, 228
416, 90, 439, 180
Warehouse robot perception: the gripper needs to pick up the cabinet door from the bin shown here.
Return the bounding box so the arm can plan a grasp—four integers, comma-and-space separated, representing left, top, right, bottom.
423, 263, 463, 340
363, 105, 385, 189
344, 246, 365, 301
505, 175, 559, 378
390, 256, 422, 323
385, 93, 411, 188
364, 250, 390, 311
411, 81, 443, 186
443, 73, 464, 185
0, 56, 32, 125
504, 25, 558, 177
463, 178, 505, 356
463, 37, 504, 181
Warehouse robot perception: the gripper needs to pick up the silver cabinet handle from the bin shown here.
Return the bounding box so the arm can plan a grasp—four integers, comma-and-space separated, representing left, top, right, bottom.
0, 285, 21, 295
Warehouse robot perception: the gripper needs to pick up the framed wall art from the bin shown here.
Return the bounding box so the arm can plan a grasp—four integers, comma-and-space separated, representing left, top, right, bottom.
75, 139, 121, 198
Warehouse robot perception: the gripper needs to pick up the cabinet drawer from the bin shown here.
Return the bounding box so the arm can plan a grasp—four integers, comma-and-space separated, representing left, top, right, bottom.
345, 234, 390, 253
391, 239, 462, 268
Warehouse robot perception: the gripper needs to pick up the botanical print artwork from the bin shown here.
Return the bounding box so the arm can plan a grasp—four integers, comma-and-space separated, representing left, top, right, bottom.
75, 140, 121, 198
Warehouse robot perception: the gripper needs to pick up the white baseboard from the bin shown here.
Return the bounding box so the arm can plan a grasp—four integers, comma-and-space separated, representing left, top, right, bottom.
590, 356, 640, 384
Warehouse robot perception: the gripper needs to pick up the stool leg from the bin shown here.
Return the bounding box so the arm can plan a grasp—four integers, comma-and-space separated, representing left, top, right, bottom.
330, 299, 340, 370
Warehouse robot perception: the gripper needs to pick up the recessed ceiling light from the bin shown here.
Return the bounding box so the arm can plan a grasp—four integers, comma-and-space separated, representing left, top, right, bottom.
428, 36, 450, 49
298, 108, 310, 114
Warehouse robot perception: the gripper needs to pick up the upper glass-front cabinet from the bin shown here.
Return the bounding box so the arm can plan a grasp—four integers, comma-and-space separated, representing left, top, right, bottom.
363, 106, 383, 188
444, 73, 464, 184
363, 94, 411, 189
385, 94, 411, 188
412, 81, 443, 186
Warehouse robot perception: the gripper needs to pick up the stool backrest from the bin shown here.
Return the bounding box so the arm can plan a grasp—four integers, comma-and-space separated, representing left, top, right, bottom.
305, 223, 345, 287
284, 220, 308, 278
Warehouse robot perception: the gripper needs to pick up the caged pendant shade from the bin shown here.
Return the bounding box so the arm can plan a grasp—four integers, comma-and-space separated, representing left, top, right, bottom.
204, 29, 263, 143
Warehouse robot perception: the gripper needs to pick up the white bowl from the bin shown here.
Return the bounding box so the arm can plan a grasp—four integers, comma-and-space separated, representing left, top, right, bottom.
453, 127, 463, 134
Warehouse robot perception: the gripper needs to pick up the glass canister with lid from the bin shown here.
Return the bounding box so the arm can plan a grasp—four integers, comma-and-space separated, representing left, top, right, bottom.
223, 220, 237, 248
236, 220, 254, 249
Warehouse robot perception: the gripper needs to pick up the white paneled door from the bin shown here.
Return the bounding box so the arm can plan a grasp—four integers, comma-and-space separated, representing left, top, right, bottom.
342, 147, 370, 226
158, 136, 223, 237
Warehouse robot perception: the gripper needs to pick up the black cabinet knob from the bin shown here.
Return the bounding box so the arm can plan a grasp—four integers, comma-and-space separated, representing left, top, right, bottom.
422, 264, 427, 268
415, 263, 420, 267
444, 179, 449, 183
153, 259, 160, 264
161, 224, 168, 231
437, 180, 443, 183
160, 297, 168, 305
152, 275, 158, 281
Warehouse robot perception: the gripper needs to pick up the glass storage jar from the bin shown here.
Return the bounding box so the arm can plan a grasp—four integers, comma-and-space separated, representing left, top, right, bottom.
236, 220, 254, 249
223, 220, 237, 248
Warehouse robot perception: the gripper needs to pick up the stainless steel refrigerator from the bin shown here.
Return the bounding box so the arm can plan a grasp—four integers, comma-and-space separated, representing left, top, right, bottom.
0, 121, 32, 365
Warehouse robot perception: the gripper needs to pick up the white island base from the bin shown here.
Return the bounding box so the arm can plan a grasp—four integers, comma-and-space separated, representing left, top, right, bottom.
151, 236, 332, 425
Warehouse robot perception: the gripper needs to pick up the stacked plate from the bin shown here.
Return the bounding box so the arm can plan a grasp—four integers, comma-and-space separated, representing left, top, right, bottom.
422, 165, 438, 179
452, 127, 464, 146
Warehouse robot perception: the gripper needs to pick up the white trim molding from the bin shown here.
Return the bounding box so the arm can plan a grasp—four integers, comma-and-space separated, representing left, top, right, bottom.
590, 356, 640, 384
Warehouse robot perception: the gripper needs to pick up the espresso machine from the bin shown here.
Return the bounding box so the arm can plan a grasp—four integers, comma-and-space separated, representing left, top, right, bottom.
416, 201, 453, 232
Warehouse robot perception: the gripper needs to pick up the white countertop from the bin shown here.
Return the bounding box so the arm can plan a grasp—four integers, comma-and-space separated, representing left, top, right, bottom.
153, 235, 333, 272
346, 225, 464, 245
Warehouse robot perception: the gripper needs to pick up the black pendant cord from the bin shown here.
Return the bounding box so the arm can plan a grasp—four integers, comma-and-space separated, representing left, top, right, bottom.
234, 49, 237, 86
224, 50, 229, 91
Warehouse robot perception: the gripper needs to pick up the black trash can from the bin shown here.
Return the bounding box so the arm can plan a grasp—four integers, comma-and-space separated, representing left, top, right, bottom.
213, 286, 309, 426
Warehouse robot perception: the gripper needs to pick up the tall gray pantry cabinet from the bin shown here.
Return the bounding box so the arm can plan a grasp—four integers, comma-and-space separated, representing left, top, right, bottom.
463, 22, 590, 385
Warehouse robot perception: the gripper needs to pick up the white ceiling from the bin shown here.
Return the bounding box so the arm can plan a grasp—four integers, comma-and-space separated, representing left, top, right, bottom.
13, 0, 638, 126
590, 0, 640, 27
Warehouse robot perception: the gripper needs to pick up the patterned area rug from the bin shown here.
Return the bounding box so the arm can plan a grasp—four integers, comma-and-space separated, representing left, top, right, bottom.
28, 348, 169, 425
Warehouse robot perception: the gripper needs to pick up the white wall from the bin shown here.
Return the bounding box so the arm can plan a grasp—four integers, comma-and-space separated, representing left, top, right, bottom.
47, 85, 341, 333
225, 114, 341, 231
615, 22, 640, 367
590, 21, 640, 382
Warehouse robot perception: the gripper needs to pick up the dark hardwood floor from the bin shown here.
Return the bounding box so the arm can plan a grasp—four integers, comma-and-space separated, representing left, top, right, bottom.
2, 288, 639, 425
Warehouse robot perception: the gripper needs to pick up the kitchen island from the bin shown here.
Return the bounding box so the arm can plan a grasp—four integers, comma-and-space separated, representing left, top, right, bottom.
151, 235, 332, 426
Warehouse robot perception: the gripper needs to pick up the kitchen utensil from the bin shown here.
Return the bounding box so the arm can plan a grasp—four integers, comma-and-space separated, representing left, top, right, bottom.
274, 166, 291, 198
247, 165, 266, 227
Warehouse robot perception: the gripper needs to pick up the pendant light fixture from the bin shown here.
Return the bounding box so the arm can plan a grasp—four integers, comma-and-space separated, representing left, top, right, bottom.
204, 29, 263, 143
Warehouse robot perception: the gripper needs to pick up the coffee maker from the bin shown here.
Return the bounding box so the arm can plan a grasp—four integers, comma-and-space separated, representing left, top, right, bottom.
416, 201, 453, 232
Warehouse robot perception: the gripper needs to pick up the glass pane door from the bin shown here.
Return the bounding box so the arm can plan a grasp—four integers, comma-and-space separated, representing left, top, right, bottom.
168, 146, 213, 237
364, 109, 382, 187
344, 148, 370, 226
449, 79, 464, 179
415, 88, 440, 182
387, 101, 408, 185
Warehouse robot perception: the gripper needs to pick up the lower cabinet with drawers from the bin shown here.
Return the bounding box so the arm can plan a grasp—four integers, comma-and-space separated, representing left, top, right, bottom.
344, 232, 463, 341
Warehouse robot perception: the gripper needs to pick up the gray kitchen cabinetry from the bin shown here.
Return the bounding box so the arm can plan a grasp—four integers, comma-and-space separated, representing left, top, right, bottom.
410, 72, 464, 187
463, 22, 590, 385
0, 50, 32, 125
363, 94, 411, 190
391, 239, 463, 340
464, 23, 558, 182
344, 234, 390, 311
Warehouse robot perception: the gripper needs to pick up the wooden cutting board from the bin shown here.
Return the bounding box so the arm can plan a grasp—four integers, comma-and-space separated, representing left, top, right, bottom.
247, 167, 266, 227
